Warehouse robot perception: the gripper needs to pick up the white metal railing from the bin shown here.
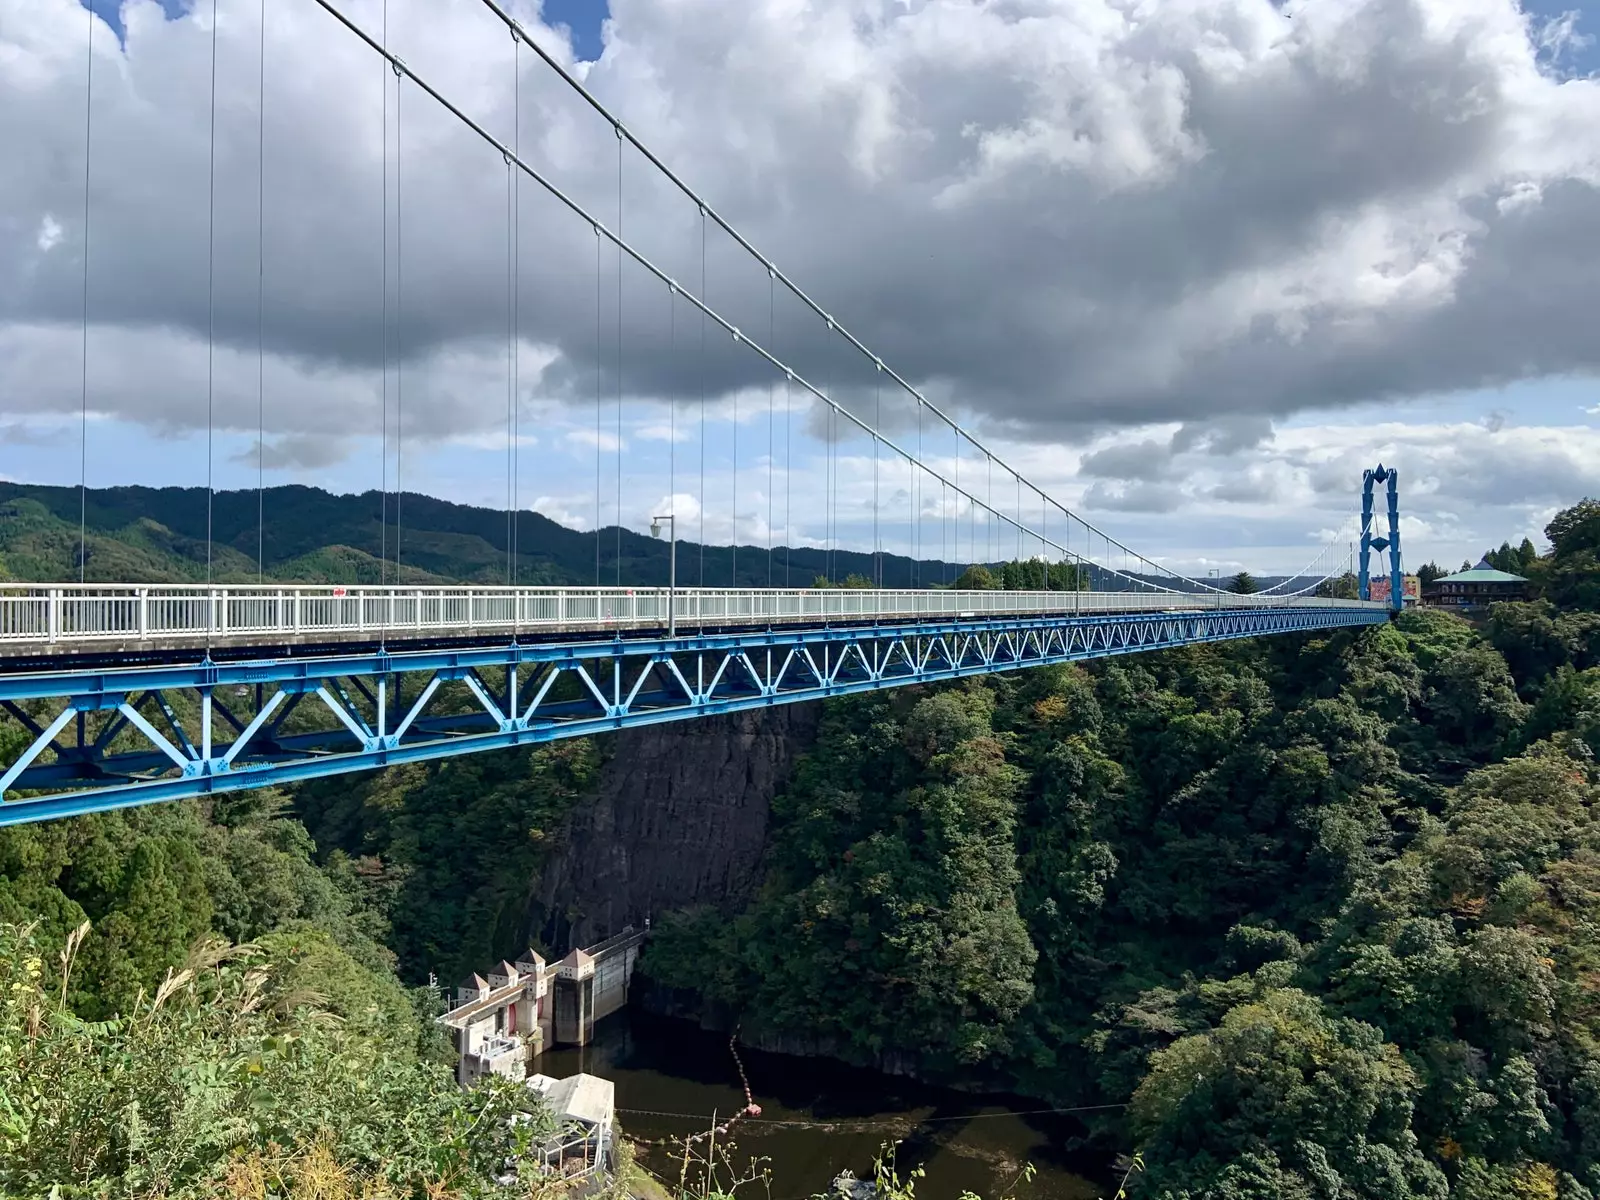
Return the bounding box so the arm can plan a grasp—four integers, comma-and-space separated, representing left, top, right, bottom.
0, 583, 1388, 650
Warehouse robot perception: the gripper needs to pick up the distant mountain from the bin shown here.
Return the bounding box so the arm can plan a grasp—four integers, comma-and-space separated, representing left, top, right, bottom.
0, 482, 970, 589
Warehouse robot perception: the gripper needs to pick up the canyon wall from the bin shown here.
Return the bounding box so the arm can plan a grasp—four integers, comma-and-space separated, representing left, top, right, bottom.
533, 704, 819, 950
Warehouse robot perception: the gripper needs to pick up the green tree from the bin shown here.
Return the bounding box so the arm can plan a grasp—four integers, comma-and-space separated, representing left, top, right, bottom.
1540, 499, 1600, 612
0, 921, 548, 1196
650, 688, 1037, 1068
1228, 571, 1259, 594
1130, 987, 1447, 1199
952, 564, 1000, 590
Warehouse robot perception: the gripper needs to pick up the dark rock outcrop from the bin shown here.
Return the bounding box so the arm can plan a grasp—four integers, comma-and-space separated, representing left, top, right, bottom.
534, 704, 818, 950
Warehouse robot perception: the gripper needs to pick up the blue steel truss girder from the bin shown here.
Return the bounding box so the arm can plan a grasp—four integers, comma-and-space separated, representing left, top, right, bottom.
0, 604, 1387, 826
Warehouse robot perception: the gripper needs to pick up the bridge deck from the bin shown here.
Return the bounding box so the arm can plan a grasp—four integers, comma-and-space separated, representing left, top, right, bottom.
0, 583, 1386, 661
0, 590, 1391, 827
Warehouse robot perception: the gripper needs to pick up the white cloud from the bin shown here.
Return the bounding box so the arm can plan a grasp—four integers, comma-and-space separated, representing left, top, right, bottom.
35, 214, 62, 252
564, 427, 624, 453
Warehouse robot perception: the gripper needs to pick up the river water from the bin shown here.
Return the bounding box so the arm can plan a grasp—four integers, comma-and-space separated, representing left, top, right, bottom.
539, 1012, 1111, 1200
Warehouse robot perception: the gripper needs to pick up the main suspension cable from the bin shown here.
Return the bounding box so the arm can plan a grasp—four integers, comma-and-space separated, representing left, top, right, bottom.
310, 0, 1309, 598
474, 0, 1244, 595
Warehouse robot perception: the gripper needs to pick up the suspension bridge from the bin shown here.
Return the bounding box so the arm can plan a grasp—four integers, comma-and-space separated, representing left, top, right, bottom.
0, 0, 1407, 826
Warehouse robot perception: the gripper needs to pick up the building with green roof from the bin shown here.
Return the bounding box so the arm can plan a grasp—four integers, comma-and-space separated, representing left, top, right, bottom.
1421, 557, 1532, 610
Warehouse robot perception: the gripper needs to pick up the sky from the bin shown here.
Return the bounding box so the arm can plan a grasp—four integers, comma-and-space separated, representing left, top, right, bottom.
4, 0, 1600, 581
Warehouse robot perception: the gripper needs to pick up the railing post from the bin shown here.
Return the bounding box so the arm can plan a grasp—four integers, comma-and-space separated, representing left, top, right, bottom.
138, 589, 148, 639
47, 588, 59, 644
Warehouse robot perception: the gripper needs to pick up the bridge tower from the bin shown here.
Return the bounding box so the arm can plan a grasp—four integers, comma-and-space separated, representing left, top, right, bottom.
1359, 465, 1403, 613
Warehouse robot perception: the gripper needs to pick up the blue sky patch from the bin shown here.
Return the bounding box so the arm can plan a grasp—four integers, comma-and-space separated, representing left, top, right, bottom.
540, 0, 607, 61
82, 0, 607, 59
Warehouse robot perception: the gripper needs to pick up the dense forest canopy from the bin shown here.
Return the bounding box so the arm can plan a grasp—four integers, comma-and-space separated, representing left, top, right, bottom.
1, 498, 1596, 1197
646, 501, 1600, 1198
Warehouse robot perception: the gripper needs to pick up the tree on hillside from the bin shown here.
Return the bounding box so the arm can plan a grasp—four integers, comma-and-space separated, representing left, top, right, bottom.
953, 564, 1000, 590
1316, 572, 1359, 599
1546, 498, 1600, 558
1486, 539, 1540, 575
1228, 570, 1259, 594
1540, 499, 1600, 611
1417, 562, 1445, 587
1130, 987, 1447, 1198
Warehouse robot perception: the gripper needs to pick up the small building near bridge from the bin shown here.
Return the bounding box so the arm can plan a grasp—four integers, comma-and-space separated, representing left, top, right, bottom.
1422, 558, 1532, 610
524, 1072, 616, 1181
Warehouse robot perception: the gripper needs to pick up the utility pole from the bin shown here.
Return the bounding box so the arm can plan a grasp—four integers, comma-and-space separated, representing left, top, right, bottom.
651, 513, 676, 637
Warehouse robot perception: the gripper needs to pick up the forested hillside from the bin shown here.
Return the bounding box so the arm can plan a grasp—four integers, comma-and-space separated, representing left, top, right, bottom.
0, 786, 560, 1195
0, 481, 954, 588
643, 501, 1600, 1198
1, 499, 1596, 1197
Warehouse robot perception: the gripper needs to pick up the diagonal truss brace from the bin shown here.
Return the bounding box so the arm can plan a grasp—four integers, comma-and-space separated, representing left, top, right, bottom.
0, 604, 1390, 826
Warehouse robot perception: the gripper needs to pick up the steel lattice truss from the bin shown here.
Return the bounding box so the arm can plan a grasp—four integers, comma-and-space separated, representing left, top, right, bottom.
0, 605, 1387, 826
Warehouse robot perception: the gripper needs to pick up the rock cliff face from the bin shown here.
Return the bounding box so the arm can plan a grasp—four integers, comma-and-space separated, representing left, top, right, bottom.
533, 705, 818, 950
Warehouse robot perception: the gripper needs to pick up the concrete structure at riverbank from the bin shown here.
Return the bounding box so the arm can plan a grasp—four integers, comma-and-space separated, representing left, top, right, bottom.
442, 949, 550, 1085
439, 928, 645, 1082
554, 928, 646, 1047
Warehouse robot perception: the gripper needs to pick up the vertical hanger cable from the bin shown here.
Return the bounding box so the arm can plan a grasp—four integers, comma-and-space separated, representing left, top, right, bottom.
394, 60, 405, 578
511, 34, 520, 585
78, 3, 93, 584
595, 226, 602, 585
204, 0, 219, 595
615, 127, 623, 586
698, 208, 706, 586
767, 272, 774, 587
379, 0, 389, 585
257, 0, 266, 580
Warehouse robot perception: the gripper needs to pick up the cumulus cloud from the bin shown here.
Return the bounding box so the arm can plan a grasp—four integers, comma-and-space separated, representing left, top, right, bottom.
7, 0, 1600, 433
4, 0, 1600, 574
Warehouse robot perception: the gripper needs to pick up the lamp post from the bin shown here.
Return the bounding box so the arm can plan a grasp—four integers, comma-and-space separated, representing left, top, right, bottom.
650, 514, 676, 637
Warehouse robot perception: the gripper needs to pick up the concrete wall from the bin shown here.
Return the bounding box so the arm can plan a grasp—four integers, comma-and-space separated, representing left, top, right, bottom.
548, 932, 644, 1046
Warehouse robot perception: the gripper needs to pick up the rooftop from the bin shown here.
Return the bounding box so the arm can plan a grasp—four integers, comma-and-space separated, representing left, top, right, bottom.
527, 1072, 615, 1128
1437, 557, 1528, 585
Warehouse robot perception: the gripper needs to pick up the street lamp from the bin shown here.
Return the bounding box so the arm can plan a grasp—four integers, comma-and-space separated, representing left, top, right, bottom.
650, 514, 676, 637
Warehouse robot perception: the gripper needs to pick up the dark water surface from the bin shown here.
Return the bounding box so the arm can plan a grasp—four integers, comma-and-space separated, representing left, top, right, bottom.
540, 1012, 1111, 1200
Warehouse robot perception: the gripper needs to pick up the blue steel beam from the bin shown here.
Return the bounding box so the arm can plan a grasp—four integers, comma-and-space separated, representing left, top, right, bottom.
0, 604, 1387, 826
